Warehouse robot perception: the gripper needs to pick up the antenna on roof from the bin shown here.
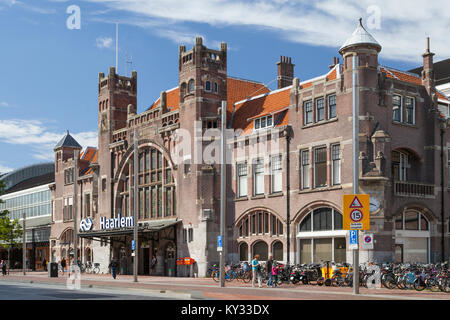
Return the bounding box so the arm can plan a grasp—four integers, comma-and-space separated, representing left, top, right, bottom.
125, 52, 133, 77
115, 21, 119, 73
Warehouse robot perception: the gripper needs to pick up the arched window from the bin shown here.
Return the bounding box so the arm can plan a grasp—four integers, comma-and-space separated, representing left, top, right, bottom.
205, 81, 211, 92
299, 207, 342, 232
188, 79, 195, 93
237, 210, 284, 237
121, 147, 176, 219
395, 210, 429, 231
272, 241, 283, 261
239, 242, 248, 261
252, 241, 268, 261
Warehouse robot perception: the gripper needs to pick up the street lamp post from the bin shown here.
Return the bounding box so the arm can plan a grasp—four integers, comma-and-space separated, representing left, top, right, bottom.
23, 212, 26, 275
219, 101, 227, 288
74, 149, 79, 268
133, 129, 138, 282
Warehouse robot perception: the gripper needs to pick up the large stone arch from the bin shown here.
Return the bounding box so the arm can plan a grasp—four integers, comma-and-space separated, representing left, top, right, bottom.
234, 206, 284, 226
292, 200, 341, 225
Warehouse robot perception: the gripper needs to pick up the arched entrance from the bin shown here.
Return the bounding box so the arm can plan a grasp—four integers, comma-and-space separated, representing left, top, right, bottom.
394, 209, 430, 263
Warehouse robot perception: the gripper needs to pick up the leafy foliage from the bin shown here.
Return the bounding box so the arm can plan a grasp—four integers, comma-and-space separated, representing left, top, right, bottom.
0, 180, 23, 250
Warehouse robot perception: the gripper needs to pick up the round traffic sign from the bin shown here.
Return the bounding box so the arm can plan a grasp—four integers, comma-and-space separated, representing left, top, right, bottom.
364, 235, 372, 243
350, 209, 363, 222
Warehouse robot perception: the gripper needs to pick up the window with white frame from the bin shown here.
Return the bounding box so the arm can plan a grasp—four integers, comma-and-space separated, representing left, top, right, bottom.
205, 81, 211, 92
188, 79, 195, 93
315, 98, 325, 122
237, 162, 248, 197
405, 97, 415, 124
314, 147, 327, 188
304, 101, 313, 125
301, 150, 310, 190
393, 95, 402, 122
253, 158, 265, 195
270, 155, 282, 193
395, 211, 429, 231
328, 95, 337, 119
254, 115, 273, 130
331, 144, 341, 185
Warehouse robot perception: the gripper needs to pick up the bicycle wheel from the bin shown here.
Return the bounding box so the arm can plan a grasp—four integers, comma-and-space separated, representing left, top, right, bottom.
225, 269, 233, 282
428, 279, 440, 292
242, 271, 252, 283
439, 278, 449, 293
413, 278, 426, 291
384, 275, 396, 289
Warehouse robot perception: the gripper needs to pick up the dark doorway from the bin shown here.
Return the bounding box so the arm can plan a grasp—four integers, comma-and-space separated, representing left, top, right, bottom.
143, 248, 149, 275
394, 244, 403, 263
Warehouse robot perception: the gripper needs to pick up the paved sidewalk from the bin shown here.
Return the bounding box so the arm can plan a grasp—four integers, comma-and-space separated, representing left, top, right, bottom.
1, 271, 449, 300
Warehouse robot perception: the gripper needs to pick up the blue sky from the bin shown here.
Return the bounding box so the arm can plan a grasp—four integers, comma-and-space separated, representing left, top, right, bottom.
1, 0, 449, 173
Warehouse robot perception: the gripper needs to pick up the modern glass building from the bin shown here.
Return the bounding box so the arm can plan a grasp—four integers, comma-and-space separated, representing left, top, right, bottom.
0, 163, 54, 270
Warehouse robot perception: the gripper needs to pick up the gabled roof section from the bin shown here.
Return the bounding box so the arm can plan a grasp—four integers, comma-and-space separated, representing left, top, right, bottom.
54, 130, 82, 151
79, 147, 98, 176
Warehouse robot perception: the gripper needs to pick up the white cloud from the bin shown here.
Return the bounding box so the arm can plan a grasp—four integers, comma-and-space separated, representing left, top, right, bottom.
0, 119, 97, 161
0, 102, 8, 107
84, 0, 450, 63
96, 36, 113, 49
0, 164, 13, 175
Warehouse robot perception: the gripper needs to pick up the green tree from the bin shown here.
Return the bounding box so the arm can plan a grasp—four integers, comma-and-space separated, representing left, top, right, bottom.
0, 179, 23, 269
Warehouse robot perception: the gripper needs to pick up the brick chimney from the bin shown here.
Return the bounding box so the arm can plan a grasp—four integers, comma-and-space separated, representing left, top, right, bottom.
277, 56, 294, 89
421, 37, 435, 95
329, 57, 340, 69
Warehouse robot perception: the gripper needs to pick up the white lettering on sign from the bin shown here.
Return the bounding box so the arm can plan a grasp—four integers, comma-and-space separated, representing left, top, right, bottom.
100, 214, 134, 230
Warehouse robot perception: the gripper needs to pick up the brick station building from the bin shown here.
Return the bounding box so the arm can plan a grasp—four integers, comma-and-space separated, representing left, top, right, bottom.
49, 19, 450, 277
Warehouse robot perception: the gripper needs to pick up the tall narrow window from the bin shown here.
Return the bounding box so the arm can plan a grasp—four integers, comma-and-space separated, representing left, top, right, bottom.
253, 159, 265, 195
301, 150, 310, 190
405, 97, 415, 124
315, 98, 325, 122
84, 194, 90, 217
188, 79, 194, 93
237, 162, 248, 197
331, 144, 341, 185
314, 147, 327, 188
270, 155, 282, 193
328, 95, 337, 119
205, 81, 211, 92
214, 82, 218, 93
304, 101, 313, 125
393, 95, 402, 122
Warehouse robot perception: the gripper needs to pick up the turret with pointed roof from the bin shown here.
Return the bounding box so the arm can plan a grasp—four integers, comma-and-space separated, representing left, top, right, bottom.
54, 130, 82, 151
339, 18, 381, 54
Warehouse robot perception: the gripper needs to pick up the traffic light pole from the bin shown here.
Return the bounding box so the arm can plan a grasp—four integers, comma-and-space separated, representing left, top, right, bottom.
352, 54, 360, 295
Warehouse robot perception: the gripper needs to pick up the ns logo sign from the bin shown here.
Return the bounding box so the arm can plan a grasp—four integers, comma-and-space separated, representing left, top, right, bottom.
79, 218, 93, 232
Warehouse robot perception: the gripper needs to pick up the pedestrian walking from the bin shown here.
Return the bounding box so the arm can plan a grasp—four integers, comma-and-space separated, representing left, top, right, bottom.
272, 261, 280, 288
109, 259, 118, 279
150, 255, 157, 276
26, 258, 29, 272
60, 258, 66, 276
42, 258, 47, 272
1, 260, 7, 276
251, 255, 262, 288
266, 256, 273, 287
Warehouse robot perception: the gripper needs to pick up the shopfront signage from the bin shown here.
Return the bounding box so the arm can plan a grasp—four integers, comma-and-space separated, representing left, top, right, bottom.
343, 194, 370, 230
100, 214, 134, 230
80, 218, 94, 232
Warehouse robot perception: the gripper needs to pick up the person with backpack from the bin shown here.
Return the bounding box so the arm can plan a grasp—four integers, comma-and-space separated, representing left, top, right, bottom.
266, 256, 274, 287
251, 255, 262, 288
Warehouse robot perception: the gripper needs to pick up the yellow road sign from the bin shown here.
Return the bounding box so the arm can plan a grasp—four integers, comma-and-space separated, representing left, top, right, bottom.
343, 194, 370, 230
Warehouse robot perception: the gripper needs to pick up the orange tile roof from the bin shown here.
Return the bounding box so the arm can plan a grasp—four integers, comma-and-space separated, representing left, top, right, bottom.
149, 87, 180, 112
436, 90, 450, 102
233, 87, 291, 135
380, 66, 423, 86
80, 147, 97, 176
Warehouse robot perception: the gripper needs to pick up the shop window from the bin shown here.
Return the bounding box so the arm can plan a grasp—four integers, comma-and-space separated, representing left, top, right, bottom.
313, 238, 332, 263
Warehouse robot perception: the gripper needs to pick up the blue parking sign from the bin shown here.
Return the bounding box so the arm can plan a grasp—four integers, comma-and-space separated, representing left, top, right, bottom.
131, 240, 135, 251
349, 230, 358, 249
217, 236, 222, 248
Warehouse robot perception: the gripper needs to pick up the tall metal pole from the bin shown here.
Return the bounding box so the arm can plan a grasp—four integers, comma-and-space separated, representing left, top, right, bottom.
133, 129, 138, 282
22, 212, 26, 275
352, 54, 360, 294
74, 149, 79, 266
219, 101, 227, 288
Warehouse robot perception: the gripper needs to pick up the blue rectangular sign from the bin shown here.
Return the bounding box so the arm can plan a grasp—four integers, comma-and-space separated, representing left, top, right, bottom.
217, 236, 222, 248
349, 230, 358, 245
131, 240, 135, 251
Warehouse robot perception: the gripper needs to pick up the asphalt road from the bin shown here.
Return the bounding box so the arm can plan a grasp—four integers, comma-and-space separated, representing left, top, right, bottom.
0, 281, 194, 300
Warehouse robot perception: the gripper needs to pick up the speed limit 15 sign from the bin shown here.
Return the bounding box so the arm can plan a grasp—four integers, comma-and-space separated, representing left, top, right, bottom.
343, 194, 370, 230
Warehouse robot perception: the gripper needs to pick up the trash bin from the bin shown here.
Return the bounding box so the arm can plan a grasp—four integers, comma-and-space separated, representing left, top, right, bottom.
49, 262, 58, 278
